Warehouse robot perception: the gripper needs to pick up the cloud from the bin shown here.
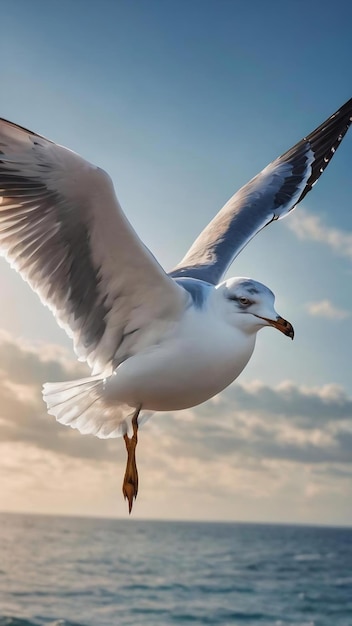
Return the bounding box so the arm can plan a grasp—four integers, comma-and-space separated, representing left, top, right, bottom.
0, 332, 112, 461
306, 299, 350, 320
0, 332, 351, 467
287, 207, 352, 261
159, 379, 352, 469
0, 331, 352, 522
0, 329, 88, 385
196, 380, 352, 428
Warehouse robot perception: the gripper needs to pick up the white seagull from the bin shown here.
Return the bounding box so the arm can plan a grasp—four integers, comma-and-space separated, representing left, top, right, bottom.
0, 99, 351, 511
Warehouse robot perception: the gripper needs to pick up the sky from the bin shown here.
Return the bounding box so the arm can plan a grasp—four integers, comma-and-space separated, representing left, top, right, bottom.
0, 0, 351, 526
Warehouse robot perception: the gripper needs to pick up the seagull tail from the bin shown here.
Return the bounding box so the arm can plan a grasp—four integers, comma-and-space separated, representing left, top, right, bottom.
42, 375, 151, 439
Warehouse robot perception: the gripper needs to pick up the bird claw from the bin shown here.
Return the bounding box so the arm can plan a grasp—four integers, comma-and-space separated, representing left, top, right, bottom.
122, 410, 139, 514
122, 475, 138, 514
122, 450, 138, 513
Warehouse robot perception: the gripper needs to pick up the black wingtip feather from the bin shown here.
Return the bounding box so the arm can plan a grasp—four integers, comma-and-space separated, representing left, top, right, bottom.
283, 97, 352, 204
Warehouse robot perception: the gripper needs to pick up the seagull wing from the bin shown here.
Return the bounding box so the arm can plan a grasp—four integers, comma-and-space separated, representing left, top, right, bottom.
0, 120, 186, 375
170, 98, 352, 285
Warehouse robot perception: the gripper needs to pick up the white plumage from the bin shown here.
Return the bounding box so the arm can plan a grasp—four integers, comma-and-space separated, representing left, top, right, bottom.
0, 99, 351, 443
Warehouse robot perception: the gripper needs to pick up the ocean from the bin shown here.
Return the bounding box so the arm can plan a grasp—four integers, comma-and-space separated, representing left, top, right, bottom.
0, 513, 351, 626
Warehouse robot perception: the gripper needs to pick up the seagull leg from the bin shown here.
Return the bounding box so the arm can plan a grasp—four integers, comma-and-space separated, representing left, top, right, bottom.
122, 406, 140, 514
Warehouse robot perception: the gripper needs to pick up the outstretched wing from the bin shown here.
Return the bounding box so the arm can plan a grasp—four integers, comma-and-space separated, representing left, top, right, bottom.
170, 98, 352, 285
0, 120, 186, 375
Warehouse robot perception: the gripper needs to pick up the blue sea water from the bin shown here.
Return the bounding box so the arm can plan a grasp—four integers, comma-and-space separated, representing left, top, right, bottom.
0, 513, 351, 626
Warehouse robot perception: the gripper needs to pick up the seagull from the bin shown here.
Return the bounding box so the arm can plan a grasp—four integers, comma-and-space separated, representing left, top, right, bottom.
0, 99, 351, 512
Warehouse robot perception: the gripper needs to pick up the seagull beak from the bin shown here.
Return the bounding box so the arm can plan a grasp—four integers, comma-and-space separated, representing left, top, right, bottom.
263, 315, 294, 340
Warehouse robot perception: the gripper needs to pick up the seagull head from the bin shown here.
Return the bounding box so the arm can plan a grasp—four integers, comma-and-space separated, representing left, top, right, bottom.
216, 277, 294, 339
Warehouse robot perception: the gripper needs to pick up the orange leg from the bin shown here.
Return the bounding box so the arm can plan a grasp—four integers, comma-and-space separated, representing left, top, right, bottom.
122, 407, 140, 514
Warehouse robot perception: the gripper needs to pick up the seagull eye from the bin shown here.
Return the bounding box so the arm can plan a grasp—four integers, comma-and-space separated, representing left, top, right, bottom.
239, 297, 250, 306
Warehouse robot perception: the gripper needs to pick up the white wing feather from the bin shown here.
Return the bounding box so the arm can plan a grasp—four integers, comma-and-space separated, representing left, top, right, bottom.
0, 120, 186, 375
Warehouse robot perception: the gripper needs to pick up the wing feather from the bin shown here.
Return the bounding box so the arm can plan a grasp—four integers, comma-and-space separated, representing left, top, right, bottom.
170, 98, 352, 284
0, 119, 186, 375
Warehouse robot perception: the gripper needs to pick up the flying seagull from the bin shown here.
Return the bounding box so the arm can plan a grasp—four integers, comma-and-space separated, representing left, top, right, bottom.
0, 98, 351, 512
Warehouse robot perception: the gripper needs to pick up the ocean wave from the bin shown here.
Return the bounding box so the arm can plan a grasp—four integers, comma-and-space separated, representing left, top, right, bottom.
0, 618, 36, 626
293, 552, 322, 561
0, 618, 88, 626
1, 515, 351, 626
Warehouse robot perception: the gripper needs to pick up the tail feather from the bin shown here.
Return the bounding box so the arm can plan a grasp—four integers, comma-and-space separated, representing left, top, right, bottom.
43, 379, 100, 408
42, 374, 149, 439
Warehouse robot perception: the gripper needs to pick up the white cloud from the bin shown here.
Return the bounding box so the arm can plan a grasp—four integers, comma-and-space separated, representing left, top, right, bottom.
306, 299, 350, 320
287, 207, 352, 261
0, 331, 352, 524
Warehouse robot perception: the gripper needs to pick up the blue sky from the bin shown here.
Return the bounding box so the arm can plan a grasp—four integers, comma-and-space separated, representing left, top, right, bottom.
0, 0, 351, 524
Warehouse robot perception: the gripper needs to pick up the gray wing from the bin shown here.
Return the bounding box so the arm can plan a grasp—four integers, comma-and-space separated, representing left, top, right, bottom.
170, 98, 352, 285
0, 119, 187, 375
